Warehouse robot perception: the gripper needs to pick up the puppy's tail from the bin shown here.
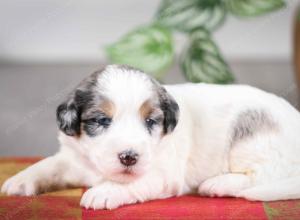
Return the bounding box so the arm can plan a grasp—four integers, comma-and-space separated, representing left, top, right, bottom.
238, 176, 300, 201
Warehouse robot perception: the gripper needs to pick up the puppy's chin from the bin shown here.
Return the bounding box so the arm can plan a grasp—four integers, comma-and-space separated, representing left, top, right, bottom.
107, 167, 146, 184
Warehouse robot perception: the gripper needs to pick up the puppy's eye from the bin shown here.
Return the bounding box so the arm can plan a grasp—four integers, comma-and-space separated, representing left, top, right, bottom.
145, 118, 157, 129
85, 116, 112, 128
83, 114, 112, 137
97, 117, 112, 127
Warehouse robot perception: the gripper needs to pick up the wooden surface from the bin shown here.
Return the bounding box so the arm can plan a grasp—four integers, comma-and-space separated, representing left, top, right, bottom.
294, 6, 300, 105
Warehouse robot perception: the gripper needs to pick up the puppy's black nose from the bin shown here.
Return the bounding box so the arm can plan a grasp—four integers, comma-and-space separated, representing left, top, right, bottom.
118, 150, 138, 166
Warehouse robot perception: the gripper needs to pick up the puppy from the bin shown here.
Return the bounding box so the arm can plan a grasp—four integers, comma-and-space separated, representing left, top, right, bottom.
2, 65, 300, 209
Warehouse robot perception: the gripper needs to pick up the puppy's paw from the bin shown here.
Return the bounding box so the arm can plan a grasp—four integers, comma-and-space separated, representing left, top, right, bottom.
198, 178, 238, 198
198, 174, 251, 198
1, 172, 38, 196
198, 178, 225, 197
80, 183, 137, 210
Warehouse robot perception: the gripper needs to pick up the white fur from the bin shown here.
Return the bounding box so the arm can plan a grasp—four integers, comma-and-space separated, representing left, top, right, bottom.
3, 65, 300, 209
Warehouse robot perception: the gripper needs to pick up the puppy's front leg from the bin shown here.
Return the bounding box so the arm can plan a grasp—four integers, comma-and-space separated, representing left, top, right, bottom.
1, 153, 88, 196
81, 173, 170, 210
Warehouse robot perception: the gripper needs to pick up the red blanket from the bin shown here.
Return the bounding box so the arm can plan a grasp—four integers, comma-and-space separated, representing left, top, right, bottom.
0, 158, 299, 219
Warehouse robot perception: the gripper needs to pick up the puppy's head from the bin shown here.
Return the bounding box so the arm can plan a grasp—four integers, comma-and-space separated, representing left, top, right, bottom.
57, 65, 179, 183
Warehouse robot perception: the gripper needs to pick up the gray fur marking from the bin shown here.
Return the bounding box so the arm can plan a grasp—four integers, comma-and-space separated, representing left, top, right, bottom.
231, 109, 277, 144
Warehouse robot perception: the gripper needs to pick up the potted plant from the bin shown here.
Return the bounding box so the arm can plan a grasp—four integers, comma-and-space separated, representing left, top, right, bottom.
106, 0, 286, 83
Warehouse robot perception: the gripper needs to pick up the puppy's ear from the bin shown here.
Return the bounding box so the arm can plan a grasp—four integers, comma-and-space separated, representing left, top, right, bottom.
153, 81, 179, 134
56, 70, 101, 136
160, 90, 179, 134
56, 100, 81, 136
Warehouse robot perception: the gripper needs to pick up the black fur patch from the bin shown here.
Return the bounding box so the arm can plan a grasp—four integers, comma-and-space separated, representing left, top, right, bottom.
56, 70, 103, 136
231, 109, 277, 144
56, 102, 81, 136
160, 95, 179, 134
151, 79, 180, 134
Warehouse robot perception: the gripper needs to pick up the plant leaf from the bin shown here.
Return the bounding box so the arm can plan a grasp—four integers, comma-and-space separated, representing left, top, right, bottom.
106, 24, 174, 79
156, 0, 226, 32
181, 28, 234, 84
226, 0, 285, 17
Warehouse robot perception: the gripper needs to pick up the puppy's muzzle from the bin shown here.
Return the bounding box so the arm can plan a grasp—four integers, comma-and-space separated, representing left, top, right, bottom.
118, 150, 138, 166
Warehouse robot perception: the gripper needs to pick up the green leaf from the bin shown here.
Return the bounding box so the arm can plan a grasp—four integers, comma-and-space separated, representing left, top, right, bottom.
226, 0, 285, 17
181, 28, 234, 84
106, 24, 174, 79
156, 0, 226, 32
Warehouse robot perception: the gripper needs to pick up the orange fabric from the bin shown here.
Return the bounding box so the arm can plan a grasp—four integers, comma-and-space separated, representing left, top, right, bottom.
0, 158, 300, 220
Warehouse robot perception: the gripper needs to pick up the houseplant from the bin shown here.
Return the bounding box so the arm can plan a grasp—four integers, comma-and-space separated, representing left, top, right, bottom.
106, 0, 285, 83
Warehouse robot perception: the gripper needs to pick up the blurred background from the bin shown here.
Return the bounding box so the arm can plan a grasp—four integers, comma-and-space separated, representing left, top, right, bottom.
1, 0, 300, 156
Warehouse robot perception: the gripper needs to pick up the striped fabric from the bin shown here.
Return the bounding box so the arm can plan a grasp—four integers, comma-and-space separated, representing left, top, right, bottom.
0, 158, 299, 220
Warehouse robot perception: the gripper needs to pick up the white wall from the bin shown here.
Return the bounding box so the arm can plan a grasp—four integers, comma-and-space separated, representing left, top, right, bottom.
0, 0, 298, 63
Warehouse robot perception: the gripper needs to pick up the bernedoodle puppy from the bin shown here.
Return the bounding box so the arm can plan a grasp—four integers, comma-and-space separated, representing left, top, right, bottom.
2, 65, 300, 209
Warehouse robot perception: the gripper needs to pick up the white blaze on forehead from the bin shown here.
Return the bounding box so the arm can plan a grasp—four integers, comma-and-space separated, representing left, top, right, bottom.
96, 66, 154, 111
